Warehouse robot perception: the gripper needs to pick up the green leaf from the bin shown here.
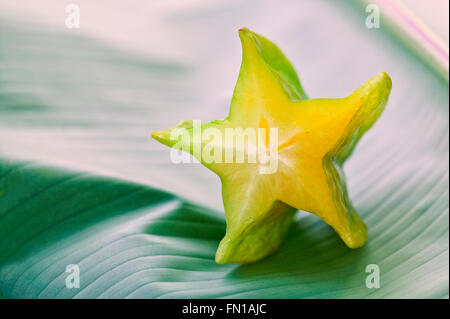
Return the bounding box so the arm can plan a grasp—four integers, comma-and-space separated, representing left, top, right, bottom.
0, 1, 448, 298
0, 157, 448, 298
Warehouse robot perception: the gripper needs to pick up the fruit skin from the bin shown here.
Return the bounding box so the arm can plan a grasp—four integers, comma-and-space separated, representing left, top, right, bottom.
152, 28, 392, 264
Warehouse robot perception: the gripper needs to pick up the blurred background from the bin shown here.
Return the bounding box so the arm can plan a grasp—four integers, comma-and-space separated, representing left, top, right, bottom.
0, 0, 448, 298
0, 0, 448, 208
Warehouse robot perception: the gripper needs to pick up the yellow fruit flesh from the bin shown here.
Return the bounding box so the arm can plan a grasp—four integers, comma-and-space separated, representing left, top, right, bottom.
152, 28, 391, 264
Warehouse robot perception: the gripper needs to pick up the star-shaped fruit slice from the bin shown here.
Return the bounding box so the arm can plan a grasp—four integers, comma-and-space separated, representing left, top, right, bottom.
152, 28, 392, 264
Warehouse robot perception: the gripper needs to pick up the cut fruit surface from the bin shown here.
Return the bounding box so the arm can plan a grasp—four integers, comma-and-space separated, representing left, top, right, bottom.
152, 28, 392, 264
